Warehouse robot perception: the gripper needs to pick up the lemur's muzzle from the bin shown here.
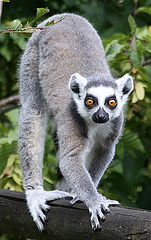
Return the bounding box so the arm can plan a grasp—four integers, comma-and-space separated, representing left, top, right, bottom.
92, 108, 109, 124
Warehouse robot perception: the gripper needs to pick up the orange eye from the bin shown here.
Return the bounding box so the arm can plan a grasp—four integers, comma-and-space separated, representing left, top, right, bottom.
86, 99, 94, 106
108, 99, 116, 106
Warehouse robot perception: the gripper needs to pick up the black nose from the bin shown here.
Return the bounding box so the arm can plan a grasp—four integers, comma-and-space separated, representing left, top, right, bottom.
92, 108, 109, 124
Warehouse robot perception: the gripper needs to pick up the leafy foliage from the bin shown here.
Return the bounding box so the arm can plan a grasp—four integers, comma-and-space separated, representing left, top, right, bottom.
0, 3, 151, 239
0, 8, 63, 34
100, 7, 151, 209
0, 109, 22, 191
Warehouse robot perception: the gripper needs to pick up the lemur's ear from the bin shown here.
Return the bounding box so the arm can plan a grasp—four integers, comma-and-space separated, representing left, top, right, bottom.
116, 74, 134, 100
69, 73, 87, 96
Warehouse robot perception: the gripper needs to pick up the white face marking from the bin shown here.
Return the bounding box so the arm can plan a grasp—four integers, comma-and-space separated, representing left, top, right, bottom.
87, 86, 115, 107
73, 85, 124, 123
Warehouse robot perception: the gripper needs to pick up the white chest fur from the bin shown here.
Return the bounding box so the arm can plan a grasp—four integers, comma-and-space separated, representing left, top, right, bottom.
84, 121, 112, 170
88, 120, 112, 145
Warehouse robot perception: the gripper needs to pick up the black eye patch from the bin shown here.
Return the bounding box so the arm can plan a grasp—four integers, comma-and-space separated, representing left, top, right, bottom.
84, 94, 98, 108
105, 95, 117, 109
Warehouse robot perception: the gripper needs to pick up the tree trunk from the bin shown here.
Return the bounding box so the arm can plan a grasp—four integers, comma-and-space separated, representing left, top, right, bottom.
0, 189, 150, 240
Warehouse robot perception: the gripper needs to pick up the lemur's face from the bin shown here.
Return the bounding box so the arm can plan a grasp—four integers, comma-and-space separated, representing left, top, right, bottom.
69, 73, 133, 124
84, 86, 117, 124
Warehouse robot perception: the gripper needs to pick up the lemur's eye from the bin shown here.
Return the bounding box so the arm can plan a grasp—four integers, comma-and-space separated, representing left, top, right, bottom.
106, 97, 117, 109
108, 99, 116, 107
86, 99, 94, 106
85, 95, 98, 108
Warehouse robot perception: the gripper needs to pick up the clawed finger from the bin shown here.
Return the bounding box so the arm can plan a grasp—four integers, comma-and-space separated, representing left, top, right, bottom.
31, 203, 51, 231
91, 212, 101, 231
101, 204, 110, 214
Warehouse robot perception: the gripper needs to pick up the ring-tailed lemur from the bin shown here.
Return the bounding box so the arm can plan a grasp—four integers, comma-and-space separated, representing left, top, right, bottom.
18, 13, 133, 231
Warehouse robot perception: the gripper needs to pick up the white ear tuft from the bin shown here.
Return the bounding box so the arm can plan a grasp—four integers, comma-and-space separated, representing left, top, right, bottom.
116, 74, 134, 99
69, 73, 87, 95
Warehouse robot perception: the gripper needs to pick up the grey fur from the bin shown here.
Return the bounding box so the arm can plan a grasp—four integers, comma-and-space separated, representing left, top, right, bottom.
18, 13, 133, 231
86, 75, 117, 89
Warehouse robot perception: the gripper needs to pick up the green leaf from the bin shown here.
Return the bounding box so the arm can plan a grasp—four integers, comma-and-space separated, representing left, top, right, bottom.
5, 109, 19, 128
137, 67, 151, 83
44, 176, 53, 184
135, 26, 151, 41
7, 129, 18, 144
123, 151, 144, 185
129, 50, 142, 66
7, 154, 16, 167
2, 0, 10, 2
44, 20, 55, 27
145, 43, 151, 53
135, 82, 145, 101
26, 8, 50, 29
0, 144, 14, 175
138, 7, 151, 15
135, 39, 145, 53
36, 8, 50, 19
111, 163, 123, 175
0, 44, 13, 61
132, 91, 138, 103
8, 19, 22, 30
120, 130, 145, 153
120, 61, 131, 72
128, 15, 137, 34
10, 33, 27, 50
0, 110, 19, 144
106, 40, 125, 61
12, 174, 22, 185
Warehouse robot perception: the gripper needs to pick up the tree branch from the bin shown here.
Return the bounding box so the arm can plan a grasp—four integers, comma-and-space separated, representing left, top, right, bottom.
0, 94, 19, 115
142, 59, 151, 66
0, 189, 151, 240
0, 27, 46, 34
0, 94, 19, 107
0, 0, 3, 23
0, 15, 65, 34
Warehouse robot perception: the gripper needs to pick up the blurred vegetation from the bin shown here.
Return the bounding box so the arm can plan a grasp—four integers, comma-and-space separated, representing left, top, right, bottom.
0, 0, 151, 238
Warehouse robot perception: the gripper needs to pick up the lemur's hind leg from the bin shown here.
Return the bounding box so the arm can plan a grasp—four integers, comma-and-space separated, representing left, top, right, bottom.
19, 39, 71, 231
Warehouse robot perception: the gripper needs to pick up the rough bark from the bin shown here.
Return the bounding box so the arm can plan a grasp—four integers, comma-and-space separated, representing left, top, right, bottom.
0, 189, 151, 240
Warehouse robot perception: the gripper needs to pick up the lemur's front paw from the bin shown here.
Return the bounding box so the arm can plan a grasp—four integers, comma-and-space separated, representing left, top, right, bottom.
99, 194, 120, 214
89, 195, 120, 231
89, 204, 106, 231
26, 188, 71, 231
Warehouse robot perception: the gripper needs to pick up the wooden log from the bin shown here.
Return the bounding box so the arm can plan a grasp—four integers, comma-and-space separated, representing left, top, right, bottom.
0, 189, 151, 240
